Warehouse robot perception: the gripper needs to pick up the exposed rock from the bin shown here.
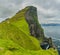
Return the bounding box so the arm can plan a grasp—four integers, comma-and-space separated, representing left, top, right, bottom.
25, 6, 54, 49
41, 42, 50, 50
48, 37, 53, 47
25, 6, 45, 40
41, 37, 54, 49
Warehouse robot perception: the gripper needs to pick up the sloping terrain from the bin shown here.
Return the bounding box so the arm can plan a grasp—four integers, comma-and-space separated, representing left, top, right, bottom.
0, 6, 58, 55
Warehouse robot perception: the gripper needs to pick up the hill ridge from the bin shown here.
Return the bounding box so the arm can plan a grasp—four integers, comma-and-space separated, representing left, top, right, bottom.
0, 6, 58, 55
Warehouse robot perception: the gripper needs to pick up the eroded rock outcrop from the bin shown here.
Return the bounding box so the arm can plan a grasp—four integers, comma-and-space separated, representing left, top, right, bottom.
25, 6, 54, 49
25, 6, 45, 40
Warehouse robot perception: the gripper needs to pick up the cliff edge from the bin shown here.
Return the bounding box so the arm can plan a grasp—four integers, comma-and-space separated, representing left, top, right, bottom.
0, 6, 58, 55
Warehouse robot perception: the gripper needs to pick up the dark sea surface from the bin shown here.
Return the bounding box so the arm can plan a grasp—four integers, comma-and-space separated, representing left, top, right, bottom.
42, 25, 60, 55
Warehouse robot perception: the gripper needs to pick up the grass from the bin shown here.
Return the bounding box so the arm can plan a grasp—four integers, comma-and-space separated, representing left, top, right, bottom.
0, 39, 58, 55
0, 6, 58, 55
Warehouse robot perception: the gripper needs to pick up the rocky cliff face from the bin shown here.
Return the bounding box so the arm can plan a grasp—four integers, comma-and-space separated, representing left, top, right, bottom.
25, 6, 54, 49
25, 6, 45, 40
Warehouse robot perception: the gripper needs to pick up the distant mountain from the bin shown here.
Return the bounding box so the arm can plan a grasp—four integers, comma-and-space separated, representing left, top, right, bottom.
42, 23, 60, 26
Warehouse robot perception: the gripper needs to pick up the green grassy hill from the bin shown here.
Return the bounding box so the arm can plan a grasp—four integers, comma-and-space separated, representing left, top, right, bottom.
0, 6, 58, 55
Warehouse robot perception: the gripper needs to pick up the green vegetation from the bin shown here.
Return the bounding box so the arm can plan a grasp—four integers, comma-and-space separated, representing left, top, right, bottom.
0, 7, 58, 55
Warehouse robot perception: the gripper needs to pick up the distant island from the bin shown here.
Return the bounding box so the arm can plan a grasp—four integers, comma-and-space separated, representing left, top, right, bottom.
42, 23, 60, 26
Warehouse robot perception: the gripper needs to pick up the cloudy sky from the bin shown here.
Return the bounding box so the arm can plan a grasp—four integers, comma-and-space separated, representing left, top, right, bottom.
0, 0, 60, 24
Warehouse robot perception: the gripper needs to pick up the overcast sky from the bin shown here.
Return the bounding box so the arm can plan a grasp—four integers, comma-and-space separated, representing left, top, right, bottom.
0, 0, 60, 24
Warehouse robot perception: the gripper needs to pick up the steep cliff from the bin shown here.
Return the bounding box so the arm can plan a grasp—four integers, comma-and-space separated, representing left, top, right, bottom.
25, 6, 45, 40
25, 6, 54, 48
0, 6, 58, 55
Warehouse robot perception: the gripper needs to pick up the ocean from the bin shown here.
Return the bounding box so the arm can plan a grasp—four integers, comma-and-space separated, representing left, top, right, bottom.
42, 25, 60, 55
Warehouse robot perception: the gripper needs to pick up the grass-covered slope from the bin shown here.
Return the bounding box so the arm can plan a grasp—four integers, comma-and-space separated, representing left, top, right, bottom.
0, 7, 40, 50
0, 6, 58, 55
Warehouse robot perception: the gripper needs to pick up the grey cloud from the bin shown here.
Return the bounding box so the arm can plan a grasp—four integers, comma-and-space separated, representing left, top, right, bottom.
33, 0, 60, 10
0, 0, 60, 23
0, 8, 14, 18
0, 0, 23, 18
